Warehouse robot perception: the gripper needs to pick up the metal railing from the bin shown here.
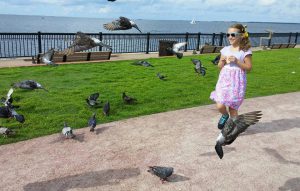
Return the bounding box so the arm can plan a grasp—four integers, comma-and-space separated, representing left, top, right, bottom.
0, 32, 298, 58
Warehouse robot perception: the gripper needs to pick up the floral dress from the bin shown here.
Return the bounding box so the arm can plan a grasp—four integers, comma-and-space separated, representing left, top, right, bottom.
210, 46, 252, 110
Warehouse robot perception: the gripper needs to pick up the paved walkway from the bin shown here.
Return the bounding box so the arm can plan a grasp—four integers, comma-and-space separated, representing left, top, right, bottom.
0, 92, 299, 191
1, 46, 294, 68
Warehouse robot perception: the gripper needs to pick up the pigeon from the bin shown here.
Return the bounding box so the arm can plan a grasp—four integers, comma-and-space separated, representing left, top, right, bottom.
12, 80, 48, 91
108, 0, 116, 1
0, 104, 25, 123
122, 92, 136, 104
157, 73, 167, 80
42, 48, 58, 66
212, 54, 221, 65
62, 122, 75, 139
0, 127, 15, 137
1, 88, 14, 106
86, 92, 101, 107
215, 111, 262, 159
131, 60, 153, 67
166, 42, 187, 59
103, 101, 110, 116
192, 59, 207, 76
59, 32, 112, 56
104, 16, 142, 33
88, 113, 97, 132
147, 166, 174, 183
192, 49, 197, 54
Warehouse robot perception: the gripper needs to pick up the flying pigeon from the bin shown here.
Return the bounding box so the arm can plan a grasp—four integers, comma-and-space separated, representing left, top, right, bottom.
86, 92, 101, 107
12, 80, 48, 91
1, 88, 14, 106
42, 48, 58, 66
0, 104, 25, 123
212, 54, 221, 65
62, 122, 75, 139
192, 59, 207, 76
59, 32, 112, 56
166, 42, 187, 59
215, 111, 262, 159
131, 60, 153, 67
147, 166, 174, 183
104, 16, 142, 33
122, 92, 136, 104
0, 127, 15, 137
103, 101, 110, 116
157, 73, 167, 80
107, 0, 116, 1
88, 113, 97, 132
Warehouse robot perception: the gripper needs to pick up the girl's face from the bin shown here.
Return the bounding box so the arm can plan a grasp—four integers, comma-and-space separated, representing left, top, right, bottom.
227, 27, 241, 46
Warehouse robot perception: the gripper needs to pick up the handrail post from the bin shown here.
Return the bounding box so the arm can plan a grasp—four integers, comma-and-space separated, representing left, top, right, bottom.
146, 32, 150, 54
212, 33, 215, 46
99, 32, 103, 51
184, 32, 189, 52
295, 32, 298, 44
37, 31, 42, 54
219, 32, 224, 46
196, 32, 201, 51
288, 32, 292, 43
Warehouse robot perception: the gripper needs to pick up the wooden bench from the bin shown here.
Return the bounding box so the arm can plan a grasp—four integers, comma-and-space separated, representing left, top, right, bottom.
36, 51, 111, 64
199, 46, 224, 54
270, 43, 297, 49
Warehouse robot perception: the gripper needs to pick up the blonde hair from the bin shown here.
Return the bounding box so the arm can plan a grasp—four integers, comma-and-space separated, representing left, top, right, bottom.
230, 24, 251, 51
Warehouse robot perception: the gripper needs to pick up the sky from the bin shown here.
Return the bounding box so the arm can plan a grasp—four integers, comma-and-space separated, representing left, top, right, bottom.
0, 0, 299, 23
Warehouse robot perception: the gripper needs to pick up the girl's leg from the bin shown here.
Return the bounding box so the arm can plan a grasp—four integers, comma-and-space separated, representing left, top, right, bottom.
229, 107, 238, 118
216, 103, 229, 129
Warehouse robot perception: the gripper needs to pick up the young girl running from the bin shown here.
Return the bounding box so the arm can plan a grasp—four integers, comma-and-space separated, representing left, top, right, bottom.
210, 24, 252, 129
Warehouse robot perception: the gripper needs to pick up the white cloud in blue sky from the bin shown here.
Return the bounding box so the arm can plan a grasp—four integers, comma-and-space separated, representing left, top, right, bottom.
0, 0, 299, 23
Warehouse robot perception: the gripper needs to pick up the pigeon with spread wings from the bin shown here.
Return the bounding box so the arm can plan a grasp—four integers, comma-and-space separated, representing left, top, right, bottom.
215, 111, 262, 159
166, 42, 187, 59
60, 32, 112, 56
104, 16, 142, 33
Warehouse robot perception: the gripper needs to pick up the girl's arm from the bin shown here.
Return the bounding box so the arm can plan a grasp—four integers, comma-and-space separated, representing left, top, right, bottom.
236, 55, 252, 72
218, 54, 227, 70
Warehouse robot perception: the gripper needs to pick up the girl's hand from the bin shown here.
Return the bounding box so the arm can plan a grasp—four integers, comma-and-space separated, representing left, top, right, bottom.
226, 55, 238, 64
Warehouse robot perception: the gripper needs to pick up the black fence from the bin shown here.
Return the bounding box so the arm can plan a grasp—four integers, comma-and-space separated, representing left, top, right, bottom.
0, 32, 298, 58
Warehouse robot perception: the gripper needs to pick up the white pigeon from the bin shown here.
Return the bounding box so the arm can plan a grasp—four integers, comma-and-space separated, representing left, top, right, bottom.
167, 42, 187, 59
1, 88, 14, 106
62, 122, 75, 139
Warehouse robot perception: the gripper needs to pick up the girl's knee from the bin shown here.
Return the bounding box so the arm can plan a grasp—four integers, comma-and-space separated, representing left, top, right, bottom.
216, 103, 225, 110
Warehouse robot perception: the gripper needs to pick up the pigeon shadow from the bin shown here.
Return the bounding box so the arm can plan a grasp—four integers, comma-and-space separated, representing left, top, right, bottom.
95, 125, 113, 135
73, 133, 85, 143
199, 147, 236, 157
23, 168, 141, 191
242, 117, 300, 136
168, 174, 190, 182
278, 177, 300, 191
50, 133, 86, 144
263, 148, 300, 166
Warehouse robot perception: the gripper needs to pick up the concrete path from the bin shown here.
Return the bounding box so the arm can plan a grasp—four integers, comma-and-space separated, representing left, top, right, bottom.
0, 92, 299, 191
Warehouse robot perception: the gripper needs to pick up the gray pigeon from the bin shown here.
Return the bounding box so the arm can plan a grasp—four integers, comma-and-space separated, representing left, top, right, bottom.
86, 92, 101, 107
166, 42, 187, 59
192, 59, 207, 76
88, 113, 97, 132
103, 101, 110, 116
42, 48, 58, 66
132, 60, 153, 67
12, 80, 48, 91
148, 166, 174, 183
122, 92, 136, 104
104, 16, 142, 33
212, 54, 221, 65
0, 104, 25, 123
0, 127, 15, 137
60, 32, 112, 56
215, 111, 262, 159
62, 122, 75, 139
157, 73, 167, 80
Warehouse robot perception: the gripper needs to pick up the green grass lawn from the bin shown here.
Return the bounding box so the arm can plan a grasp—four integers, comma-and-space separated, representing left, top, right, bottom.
0, 48, 299, 145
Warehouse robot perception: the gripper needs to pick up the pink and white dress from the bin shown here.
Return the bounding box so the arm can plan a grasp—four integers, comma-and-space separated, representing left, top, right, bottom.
210, 46, 252, 110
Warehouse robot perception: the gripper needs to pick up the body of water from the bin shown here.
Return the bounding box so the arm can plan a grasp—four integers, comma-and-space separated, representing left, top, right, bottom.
1, 14, 300, 34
